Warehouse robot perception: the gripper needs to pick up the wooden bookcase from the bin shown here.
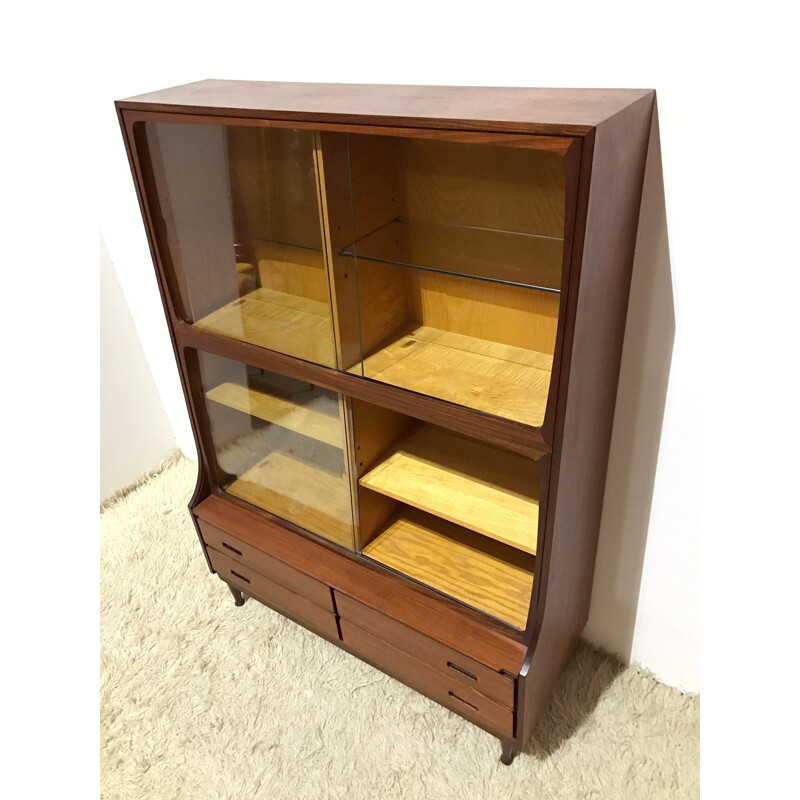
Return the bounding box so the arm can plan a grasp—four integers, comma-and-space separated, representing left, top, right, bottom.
116, 81, 654, 764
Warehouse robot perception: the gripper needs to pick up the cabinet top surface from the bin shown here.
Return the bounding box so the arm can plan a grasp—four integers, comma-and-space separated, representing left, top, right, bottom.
116, 79, 654, 135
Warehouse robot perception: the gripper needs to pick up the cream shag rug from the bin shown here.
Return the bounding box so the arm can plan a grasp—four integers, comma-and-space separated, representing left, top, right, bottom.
100, 455, 699, 800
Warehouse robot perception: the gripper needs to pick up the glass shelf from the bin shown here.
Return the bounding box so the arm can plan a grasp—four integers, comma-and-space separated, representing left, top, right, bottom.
340, 218, 563, 291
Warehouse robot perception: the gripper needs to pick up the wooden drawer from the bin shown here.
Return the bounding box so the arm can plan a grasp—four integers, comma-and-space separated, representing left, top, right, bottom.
340, 620, 513, 738
197, 518, 332, 608
207, 547, 339, 640
335, 593, 515, 707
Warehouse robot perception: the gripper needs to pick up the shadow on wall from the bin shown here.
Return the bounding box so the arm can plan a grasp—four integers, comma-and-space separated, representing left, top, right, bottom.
583, 105, 675, 662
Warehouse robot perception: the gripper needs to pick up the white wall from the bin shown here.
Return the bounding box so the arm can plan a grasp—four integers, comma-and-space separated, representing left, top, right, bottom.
100, 236, 177, 500
96, 1, 775, 694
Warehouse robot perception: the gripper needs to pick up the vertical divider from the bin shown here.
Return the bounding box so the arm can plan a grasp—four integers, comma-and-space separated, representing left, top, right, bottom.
313, 132, 348, 370
315, 132, 363, 371
338, 394, 363, 553
315, 131, 362, 553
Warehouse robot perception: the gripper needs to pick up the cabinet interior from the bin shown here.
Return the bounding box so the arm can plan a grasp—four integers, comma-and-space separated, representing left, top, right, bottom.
350, 398, 538, 629
192, 349, 540, 630
328, 133, 565, 427
194, 350, 355, 550
138, 122, 338, 366
139, 122, 561, 631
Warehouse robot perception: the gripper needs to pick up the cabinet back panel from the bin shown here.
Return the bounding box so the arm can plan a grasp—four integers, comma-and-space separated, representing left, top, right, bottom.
398, 138, 565, 239
226, 126, 323, 251
407, 272, 559, 355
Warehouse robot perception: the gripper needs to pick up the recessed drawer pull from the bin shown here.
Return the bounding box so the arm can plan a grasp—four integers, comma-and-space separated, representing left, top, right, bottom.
230, 569, 250, 584
448, 691, 478, 711
447, 661, 477, 681
222, 541, 243, 556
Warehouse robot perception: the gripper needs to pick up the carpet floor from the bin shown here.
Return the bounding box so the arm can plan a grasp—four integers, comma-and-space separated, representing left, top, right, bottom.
100, 455, 699, 799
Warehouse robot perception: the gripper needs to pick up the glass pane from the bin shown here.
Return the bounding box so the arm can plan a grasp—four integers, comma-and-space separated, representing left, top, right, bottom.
138, 122, 336, 367
196, 351, 355, 550
339, 134, 565, 427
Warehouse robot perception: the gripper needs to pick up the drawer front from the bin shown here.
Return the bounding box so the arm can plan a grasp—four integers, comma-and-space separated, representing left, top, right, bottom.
335, 593, 515, 707
207, 547, 339, 640
198, 518, 332, 608
340, 620, 513, 738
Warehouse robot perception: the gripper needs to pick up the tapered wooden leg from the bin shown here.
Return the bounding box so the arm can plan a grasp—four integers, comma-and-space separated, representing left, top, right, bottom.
227, 583, 246, 606
500, 741, 518, 765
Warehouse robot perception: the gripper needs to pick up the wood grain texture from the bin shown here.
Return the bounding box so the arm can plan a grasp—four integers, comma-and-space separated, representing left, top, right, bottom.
205, 381, 343, 447
335, 593, 515, 707
253, 240, 329, 304
226, 451, 354, 549
354, 324, 553, 427
198, 519, 334, 607
349, 399, 415, 547
117, 81, 653, 137
195, 494, 528, 673
399, 137, 565, 239
339, 620, 514, 738
206, 547, 340, 639
362, 508, 534, 629
516, 94, 656, 749
360, 425, 539, 554
408, 272, 560, 354
179, 319, 550, 459
194, 286, 336, 366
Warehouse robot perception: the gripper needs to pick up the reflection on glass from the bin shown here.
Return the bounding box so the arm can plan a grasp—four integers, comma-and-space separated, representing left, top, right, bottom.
197, 351, 354, 550
139, 122, 336, 366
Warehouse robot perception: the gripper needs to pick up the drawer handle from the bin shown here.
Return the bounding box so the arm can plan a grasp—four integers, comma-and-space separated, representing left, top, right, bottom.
222, 541, 243, 556
448, 691, 478, 711
230, 569, 250, 584
447, 662, 477, 681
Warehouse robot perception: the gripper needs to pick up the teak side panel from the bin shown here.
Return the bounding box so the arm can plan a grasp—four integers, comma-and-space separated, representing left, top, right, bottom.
194, 493, 527, 674
516, 93, 656, 747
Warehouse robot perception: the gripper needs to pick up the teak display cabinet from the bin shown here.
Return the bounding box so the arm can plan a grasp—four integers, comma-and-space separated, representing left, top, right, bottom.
116, 81, 654, 764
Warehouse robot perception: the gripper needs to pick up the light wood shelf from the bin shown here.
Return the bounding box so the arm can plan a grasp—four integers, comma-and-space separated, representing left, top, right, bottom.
205, 382, 342, 448
363, 508, 534, 629
194, 286, 335, 367
341, 219, 563, 291
352, 325, 552, 427
226, 451, 353, 548
359, 425, 539, 555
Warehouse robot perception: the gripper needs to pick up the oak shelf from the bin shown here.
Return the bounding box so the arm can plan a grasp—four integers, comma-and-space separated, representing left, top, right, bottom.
363, 508, 535, 630
226, 451, 353, 548
359, 424, 540, 555
352, 325, 553, 428
194, 286, 335, 367
341, 218, 563, 291
205, 381, 343, 448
